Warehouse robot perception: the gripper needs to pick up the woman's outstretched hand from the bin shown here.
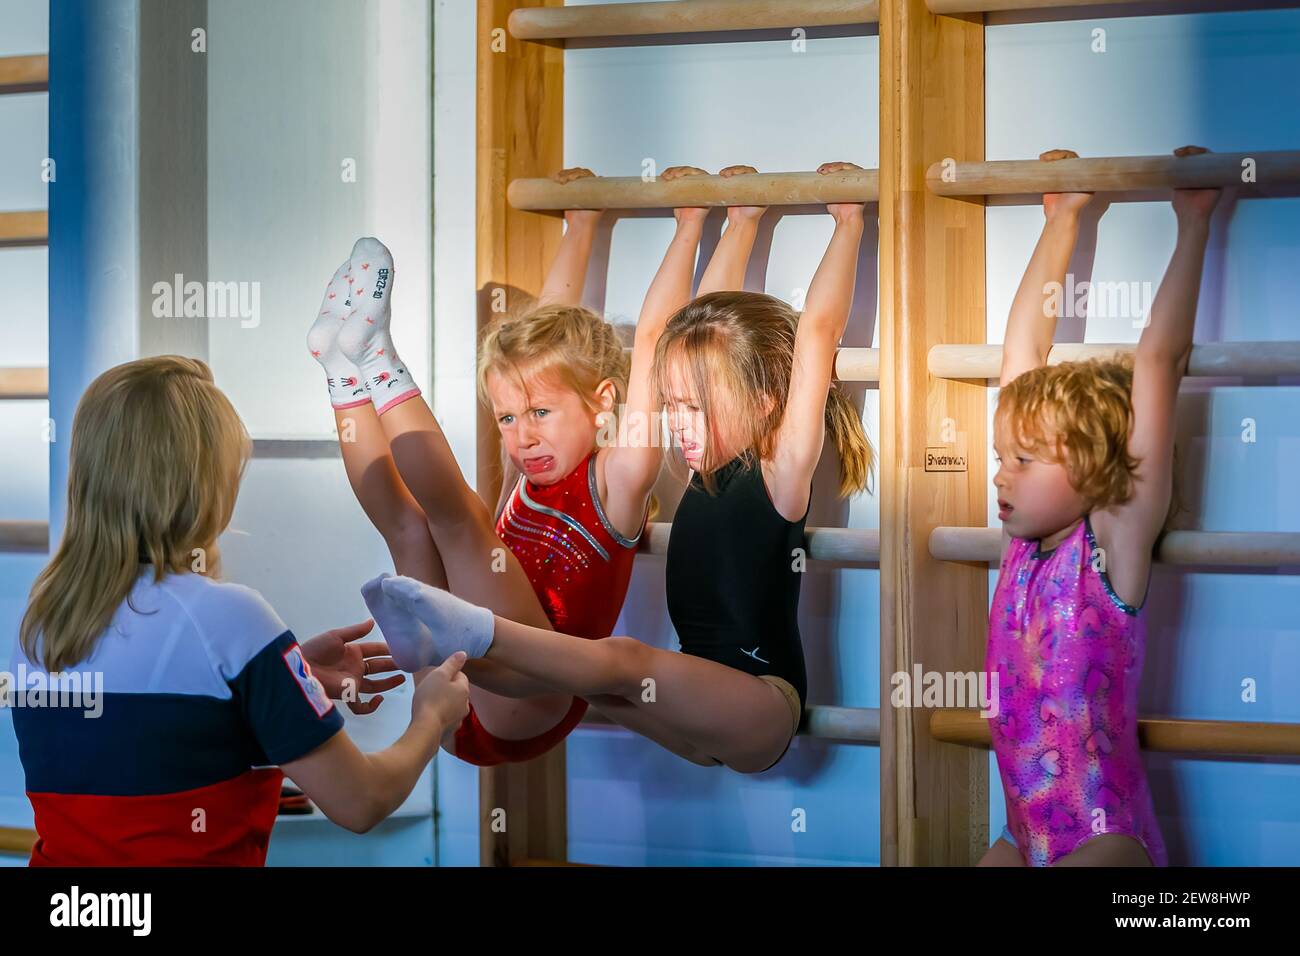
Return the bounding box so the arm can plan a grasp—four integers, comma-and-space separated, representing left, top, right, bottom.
301, 619, 405, 715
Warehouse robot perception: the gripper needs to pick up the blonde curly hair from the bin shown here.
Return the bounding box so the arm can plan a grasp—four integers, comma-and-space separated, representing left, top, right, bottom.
477, 303, 629, 414
995, 355, 1140, 510
477, 303, 658, 521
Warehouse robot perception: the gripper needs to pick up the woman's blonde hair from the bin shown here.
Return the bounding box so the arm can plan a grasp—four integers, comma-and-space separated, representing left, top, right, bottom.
995, 355, 1140, 509
20, 355, 251, 672
651, 291, 873, 497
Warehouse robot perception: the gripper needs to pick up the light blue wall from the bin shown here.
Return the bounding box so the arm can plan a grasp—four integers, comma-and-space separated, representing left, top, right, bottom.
0, 0, 48, 840
984, 10, 1300, 865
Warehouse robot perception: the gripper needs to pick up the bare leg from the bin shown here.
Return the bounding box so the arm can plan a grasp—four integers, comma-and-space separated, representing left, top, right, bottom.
585, 695, 719, 768
977, 838, 1026, 867
1053, 833, 1154, 867
377, 398, 568, 629
479, 617, 796, 773
336, 403, 571, 738
335, 405, 449, 588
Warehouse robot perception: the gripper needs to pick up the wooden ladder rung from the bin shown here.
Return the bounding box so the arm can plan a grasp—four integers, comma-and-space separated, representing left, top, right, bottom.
927, 150, 1300, 202
509, 0, 880, 42
0, 521, 49, 553
929, 341, 1300, 380
928, 0, 1300, 18
0, 54, 48, 95
0, 827, 36, 856
0, 211, 49, 247
932, 709, 1300, 757
0, 366, 49, 400
510, 169, 879, 211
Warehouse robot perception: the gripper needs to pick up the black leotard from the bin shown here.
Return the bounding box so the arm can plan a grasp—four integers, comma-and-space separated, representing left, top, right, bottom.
665, 454, 809, 704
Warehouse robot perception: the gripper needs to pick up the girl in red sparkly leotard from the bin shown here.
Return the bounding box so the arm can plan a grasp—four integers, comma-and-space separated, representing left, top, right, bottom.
308, 166, 755, 764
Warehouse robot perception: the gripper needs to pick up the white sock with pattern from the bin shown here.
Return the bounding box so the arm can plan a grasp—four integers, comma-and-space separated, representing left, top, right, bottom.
306, 258, 368, 408
336, 237, 420, 415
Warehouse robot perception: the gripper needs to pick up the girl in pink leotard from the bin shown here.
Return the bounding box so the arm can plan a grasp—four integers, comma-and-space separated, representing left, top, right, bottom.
987, 515, 1166, 866
980, 147, 1223, 867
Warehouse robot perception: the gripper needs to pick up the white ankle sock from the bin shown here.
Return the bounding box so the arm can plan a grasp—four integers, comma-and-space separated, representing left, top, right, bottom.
361, 573, 441, 672
337, 237, 420, 415
307, 258, 369, 408
380, 575, 496, 661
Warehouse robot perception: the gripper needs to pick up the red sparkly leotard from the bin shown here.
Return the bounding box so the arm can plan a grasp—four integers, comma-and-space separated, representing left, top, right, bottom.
453, 451, 645, 765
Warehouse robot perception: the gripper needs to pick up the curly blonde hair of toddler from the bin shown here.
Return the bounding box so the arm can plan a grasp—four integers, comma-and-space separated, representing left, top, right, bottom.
995, 354, 1141, 510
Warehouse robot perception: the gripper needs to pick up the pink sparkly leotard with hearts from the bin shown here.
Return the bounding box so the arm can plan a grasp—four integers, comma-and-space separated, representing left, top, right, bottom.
985, 515, 1167, 866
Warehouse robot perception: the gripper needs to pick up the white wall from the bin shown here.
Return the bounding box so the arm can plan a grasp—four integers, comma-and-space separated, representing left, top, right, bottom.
207, 0, 431, 439
205, 0, 438, 865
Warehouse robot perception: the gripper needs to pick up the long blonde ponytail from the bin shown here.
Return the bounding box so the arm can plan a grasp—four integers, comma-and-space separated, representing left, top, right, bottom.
825, 384, 874, 497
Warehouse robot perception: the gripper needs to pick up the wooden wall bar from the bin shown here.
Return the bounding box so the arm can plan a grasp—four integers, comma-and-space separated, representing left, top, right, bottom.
929, 341, 1300, 380
0, 54, 47, 94
928, 150, 1300, 200
476, 0, 567, 867
510, 0, 881, 41
932, 709, 1300, 757
0, 211, 48, 247
509, 168, 880, 210
928, 0, 1300, 17
879, 0, 989, 867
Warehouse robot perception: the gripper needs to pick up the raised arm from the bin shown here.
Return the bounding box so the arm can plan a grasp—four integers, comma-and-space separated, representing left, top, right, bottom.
1119, 146, 1220, 541
633, 166, 709, 329
999, 149, 1093, 387
768, 162, 864, 516
537, 167, 603, 308
602, 166, 708, 503
697, 165, 767, 296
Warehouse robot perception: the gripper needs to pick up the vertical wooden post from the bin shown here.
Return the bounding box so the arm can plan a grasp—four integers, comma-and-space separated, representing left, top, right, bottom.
475, 0, 565, 867
878, 1, 989, 866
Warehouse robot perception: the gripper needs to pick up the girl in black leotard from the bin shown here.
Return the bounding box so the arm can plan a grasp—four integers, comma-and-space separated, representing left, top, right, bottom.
379, 163, 873, 773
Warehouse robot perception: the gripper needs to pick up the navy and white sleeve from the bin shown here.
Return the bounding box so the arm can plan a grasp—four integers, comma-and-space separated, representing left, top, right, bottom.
201, 583, 345, 765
